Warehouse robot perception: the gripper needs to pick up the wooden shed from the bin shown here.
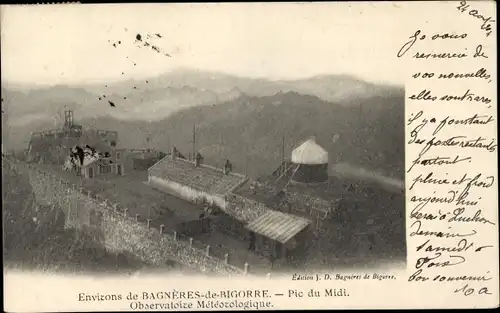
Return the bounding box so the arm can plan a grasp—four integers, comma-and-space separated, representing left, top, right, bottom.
245, 210, 312, 263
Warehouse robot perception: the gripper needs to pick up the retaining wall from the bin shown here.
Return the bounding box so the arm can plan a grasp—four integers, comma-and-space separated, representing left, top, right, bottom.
25, 163, 250, 276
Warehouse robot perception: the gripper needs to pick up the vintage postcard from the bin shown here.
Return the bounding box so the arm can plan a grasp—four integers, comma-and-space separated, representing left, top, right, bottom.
2, 1, 498, 311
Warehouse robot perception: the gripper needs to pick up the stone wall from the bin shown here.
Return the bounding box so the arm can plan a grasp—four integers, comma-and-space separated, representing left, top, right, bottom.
26, 163, 249, 276
283, 189, 333, 217
224, 193, 269, 223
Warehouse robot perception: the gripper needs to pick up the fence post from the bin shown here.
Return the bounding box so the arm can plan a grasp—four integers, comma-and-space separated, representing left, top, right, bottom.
124, 208, 129, 217
205, 245, 210, 257
147, 219, 151, 229
113, 203, 118, 212
135, 214, 140, 221
189, 237, 193, 248
160, 224, 165, 234
244, 262, 249, 275
173, 231, 177, 241
224, 253, 230, 265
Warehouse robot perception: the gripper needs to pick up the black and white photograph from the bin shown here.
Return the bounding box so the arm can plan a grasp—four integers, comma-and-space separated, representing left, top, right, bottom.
2, 3, 406, 279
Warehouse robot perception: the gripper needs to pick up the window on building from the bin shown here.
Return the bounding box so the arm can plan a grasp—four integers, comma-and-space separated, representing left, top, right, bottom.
99, 164, 111, 174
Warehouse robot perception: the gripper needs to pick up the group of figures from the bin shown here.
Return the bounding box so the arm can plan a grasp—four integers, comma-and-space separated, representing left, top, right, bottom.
62, 145, 112, 172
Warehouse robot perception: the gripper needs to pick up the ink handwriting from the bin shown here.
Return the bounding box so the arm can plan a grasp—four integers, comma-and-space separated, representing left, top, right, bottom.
403, 1, 495, 298
457, 1, 495, 38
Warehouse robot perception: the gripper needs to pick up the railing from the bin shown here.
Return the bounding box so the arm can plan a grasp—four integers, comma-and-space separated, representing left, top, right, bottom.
271, 159, 293, 178
24, 162, 269, 277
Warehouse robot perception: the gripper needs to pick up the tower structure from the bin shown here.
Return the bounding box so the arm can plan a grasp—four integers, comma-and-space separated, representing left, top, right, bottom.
290, 137, 329, 184
63, 110, 74, 132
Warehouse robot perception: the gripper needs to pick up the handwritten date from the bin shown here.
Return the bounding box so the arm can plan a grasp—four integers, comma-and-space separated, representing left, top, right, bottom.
457, 1, 495, 38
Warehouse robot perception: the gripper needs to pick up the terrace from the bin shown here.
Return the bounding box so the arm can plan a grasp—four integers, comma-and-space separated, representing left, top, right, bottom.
39, 165, 199, 227
234, 176, 334, 220
37, 163, 272, 273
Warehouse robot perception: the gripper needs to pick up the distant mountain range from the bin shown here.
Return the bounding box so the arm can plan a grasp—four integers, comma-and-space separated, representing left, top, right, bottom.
2, 68, 401, 123
2, 68, 404, 179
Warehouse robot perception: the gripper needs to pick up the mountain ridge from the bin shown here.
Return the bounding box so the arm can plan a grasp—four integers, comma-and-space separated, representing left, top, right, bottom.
2, 69, 404, 180
53, 91, 403, 180
2, 68, 403, 121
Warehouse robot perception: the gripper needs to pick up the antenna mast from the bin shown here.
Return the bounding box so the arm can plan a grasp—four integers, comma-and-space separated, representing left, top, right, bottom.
245, 145, 249, 176
282, 133, 285, 164
192, 123, 196, 160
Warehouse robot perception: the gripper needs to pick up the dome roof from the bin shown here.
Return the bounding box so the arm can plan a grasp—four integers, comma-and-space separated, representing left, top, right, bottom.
291, 138, 328, 165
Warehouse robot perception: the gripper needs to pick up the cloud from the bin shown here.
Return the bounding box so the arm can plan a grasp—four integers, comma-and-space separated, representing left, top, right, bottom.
6, 113, 54, 127
0, 3, 414, 86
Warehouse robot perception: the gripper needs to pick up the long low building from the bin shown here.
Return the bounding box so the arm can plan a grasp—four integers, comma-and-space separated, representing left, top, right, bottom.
147, 149, 248, 209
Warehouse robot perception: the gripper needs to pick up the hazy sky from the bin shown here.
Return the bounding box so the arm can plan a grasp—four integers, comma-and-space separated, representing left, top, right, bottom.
0, 3, 453, 86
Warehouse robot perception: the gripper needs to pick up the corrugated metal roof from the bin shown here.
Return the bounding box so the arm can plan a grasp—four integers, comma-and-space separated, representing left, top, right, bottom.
245, 210, 311, 244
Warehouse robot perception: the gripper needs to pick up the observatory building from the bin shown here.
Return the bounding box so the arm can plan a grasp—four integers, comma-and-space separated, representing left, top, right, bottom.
290, 137, 329, 184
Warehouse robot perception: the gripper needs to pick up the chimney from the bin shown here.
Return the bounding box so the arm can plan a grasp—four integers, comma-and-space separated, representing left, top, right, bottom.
224, 159, 232, 175
195, 152, 203, 167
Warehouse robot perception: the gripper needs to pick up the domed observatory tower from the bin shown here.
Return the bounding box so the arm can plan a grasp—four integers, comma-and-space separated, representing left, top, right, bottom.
291, 137, 329, 184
